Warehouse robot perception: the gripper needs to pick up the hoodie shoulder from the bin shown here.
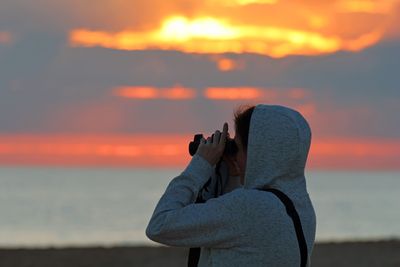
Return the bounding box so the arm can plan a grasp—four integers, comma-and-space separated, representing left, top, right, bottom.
221, 188, 286, 214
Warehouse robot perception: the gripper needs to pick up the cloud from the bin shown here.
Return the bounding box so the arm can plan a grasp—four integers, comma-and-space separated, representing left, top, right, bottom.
204, 87, 270, 100
384, 2, 400, 39
111, 85, 312, 102
1, 39, 399, 137
0, 0, 199, 32
69, 19, 347, 57
206, 0, 278, 6
113, 85, 197, 100
63, 0, 400, 57
209, 56, 245, 72
0, 134, 191, 168
2, 0, 398, 56
335, 0, 396, 14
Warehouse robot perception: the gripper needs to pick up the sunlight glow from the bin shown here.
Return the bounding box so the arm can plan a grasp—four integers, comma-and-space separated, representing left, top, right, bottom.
113, 86, 309, 101
1, 135, 399, 170
342, 31, 382, 51
69, 13, 387, 57
336, 0, 395, 14
0, 135, 191, 168
215, 57, 239, 71
162, 86, 197, 99
160, 16, 239, 40
207, 0, 278, 6
205, 87, 263, 100
113, 86, 196, 100
209, 55, 244, 71
114, 86, 158, 99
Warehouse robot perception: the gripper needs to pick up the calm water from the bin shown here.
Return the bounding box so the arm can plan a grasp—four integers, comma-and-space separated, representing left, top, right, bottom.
0, 167, 399, 247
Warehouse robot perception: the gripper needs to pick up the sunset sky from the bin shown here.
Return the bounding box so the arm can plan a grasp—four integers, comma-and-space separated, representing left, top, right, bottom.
0, 0, 399, 170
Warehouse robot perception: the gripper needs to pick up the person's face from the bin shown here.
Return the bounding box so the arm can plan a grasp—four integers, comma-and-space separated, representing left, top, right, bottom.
234, 134, 247, 184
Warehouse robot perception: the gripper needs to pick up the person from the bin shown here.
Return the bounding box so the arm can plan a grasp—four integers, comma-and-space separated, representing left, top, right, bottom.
146, 104, 316, 266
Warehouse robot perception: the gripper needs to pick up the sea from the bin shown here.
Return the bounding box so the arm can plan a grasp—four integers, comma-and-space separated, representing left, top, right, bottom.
0, 167, 399, 248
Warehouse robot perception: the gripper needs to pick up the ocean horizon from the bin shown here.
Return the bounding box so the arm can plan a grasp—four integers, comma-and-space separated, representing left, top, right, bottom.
0, 166, 399, 248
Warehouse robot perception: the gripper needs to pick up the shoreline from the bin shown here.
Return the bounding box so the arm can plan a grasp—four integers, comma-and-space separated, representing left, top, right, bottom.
1, 240, 399, 267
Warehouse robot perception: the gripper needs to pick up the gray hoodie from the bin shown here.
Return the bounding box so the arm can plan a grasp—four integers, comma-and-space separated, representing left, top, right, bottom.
146, 104, 316, 266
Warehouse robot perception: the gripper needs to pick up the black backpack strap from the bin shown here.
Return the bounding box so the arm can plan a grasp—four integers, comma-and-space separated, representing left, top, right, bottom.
186, 177, 212, 267
260, 188, 308, 267
187, 247, 201, 267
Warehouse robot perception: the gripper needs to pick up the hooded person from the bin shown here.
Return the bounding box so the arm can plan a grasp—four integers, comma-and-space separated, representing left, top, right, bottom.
145, 104, 317, 266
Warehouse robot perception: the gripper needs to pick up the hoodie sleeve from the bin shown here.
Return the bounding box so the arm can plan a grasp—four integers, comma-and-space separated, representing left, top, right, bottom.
145, 154, 241, 248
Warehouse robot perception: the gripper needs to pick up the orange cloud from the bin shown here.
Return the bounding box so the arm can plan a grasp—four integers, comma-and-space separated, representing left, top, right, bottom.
112, 86, 312, 103
69, 17, 344, 57
209, 55, 245, 71
216, 58, 238, 72
114, 86, 158, 99
205, 87, 264, 100
68, 0, 400, 57
335, 0, 396, 14
0, 134, 399, 170
203, 87, 309, 102
113, 85, 196, 100
207, 0, 278, 6
0, 134, 191, 168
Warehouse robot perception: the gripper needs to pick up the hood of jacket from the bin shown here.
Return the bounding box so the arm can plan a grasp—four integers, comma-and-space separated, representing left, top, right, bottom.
244, 104, 312, 190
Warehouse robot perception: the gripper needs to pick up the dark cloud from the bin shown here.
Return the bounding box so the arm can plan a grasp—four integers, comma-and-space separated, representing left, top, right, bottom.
0, 35, 399, 138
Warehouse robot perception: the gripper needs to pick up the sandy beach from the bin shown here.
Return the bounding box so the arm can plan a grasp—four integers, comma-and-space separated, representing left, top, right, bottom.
0, 240, 399, 267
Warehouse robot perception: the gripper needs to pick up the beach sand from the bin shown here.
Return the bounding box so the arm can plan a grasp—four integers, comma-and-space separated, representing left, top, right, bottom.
0, 240, 399, 267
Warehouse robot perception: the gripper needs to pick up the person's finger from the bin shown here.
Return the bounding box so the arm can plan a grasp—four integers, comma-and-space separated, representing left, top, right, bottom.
200, 137, 206, 144
220, 122, 228, 146
213, 130, 221, 146
206, 136, 212, 144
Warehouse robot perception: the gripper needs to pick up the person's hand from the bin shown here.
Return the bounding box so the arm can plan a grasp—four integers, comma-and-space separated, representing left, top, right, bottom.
196, 122, 228, 166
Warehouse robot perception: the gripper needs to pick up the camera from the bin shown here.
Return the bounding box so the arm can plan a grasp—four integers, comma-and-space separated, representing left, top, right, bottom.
188, 133, 238, 156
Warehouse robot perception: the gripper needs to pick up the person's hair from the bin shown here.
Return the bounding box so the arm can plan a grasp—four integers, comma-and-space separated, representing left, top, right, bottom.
234, 104, 255, 152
